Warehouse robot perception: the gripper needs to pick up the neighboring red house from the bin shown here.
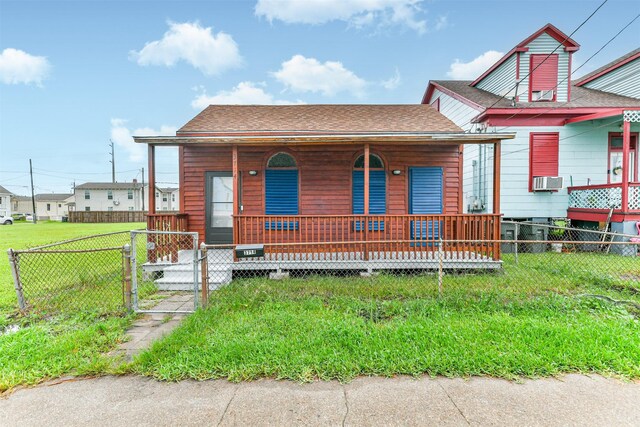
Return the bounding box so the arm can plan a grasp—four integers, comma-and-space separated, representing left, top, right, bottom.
135, 105, 513, 270
422, 24, 640, 241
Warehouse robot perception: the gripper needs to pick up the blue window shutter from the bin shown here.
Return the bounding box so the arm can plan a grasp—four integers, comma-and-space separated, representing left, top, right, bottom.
409, 167, 443, 214
352, 170, 386, 214
265, 170, 298, 215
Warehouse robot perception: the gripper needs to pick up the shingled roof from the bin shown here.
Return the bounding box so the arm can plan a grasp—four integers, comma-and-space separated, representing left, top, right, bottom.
0, 185, 12, 195
177, 104, 461, 135
431, 80, 640, 110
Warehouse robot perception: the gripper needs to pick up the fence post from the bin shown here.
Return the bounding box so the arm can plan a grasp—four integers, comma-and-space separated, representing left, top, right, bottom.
200, 242, 208, 309
7, 249, 26, 311
514, 223, 519, 265
123, 244, 132, 312
438, 238, 444, 296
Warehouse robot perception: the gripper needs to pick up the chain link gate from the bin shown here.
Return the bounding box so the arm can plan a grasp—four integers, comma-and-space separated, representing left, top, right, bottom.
130, 230, 200, 314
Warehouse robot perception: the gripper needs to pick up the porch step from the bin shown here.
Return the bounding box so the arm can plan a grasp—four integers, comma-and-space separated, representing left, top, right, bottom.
154, 266, 232, 291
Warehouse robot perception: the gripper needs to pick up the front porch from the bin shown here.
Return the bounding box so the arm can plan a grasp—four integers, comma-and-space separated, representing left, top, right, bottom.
147, 212, 503, 270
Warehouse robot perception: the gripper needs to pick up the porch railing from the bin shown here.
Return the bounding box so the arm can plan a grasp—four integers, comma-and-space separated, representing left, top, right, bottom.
234, 214, 501, 260
146, 214, 190, 263
568, 183, 640, 212
147, 213, 189, 232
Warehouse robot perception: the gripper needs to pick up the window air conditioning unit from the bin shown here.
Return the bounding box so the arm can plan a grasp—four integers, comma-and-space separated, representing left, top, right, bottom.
113, 200, 120, 206
533, 176, 563, 191
533, 90, 554, 101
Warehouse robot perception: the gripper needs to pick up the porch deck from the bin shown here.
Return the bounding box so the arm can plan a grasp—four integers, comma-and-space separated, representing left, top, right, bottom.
568, 183, 640, 222
146, 247, 501, 292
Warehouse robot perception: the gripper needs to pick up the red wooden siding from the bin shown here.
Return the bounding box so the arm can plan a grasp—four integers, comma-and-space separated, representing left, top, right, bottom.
181, 144, 462, 241
529, 132, 559, 191
529, 54, 558, 101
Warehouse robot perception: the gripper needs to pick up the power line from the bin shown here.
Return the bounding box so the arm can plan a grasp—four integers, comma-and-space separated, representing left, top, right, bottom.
457, 0, 609, 130
491, 12, 640, 132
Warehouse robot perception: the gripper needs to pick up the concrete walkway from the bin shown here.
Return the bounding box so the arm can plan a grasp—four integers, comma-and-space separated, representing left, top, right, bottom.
112, 293, 194, 361
1, 374, 639, 426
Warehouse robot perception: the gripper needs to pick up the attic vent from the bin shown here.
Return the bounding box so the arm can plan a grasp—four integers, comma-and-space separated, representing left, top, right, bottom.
532, 176, 563, 191
532, 90, 554, 101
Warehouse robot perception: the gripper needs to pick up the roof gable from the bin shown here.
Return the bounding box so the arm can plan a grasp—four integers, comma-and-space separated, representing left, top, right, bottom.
574, 48, 640, 87
471, 23, 579, 87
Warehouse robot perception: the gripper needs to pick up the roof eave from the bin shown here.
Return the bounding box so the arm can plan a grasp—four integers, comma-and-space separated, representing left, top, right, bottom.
133, 132, 515, 146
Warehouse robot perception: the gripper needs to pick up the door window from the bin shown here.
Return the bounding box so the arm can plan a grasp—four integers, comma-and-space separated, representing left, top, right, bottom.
609, 135, 638, 183
210, 176, 233, 228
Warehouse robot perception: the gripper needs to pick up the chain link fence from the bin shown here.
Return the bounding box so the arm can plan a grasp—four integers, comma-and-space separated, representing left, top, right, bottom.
130, 230, 199, 314
7, 222, 640, 316
7, 231, 133, 315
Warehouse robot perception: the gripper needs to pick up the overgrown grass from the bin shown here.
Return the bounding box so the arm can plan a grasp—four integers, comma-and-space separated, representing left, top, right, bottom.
133, 264, 640, 382
0, 312, 132, 391
0, 222, 142, 391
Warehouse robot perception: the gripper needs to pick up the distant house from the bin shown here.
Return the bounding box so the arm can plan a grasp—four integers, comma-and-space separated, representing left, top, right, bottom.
0, 185, 12, 217
422, 23, 640, 236
34, 194, 74, 221
74, 181, 146, 212
155, 187, 180, 211
11, 195, 31, 215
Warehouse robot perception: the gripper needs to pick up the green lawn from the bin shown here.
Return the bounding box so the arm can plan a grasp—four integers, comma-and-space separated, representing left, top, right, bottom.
133, 256, 640, 382
1, 222, 639, 389
0, 221, 143, 392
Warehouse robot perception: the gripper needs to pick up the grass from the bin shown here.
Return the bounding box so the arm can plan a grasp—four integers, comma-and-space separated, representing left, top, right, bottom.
1, 221, 639, 388
132, 256, 640, 382
0, 221, 143, 392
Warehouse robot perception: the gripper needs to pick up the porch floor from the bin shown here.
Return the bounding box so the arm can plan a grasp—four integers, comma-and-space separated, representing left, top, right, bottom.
230, 250, 501, 270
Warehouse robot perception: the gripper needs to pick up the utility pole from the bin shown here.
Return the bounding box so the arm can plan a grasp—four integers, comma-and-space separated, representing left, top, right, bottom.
109, 140, 116, 183
29, 159, 37, 224
141, 167, 145, 211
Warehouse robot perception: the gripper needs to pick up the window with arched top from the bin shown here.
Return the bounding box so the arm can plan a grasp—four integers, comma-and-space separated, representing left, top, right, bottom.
352, 153, 386, 215
267, 152, 297, 168
265, 152, 299, 215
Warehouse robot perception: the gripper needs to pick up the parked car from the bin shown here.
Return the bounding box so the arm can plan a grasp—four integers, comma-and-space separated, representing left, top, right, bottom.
25, 214, 34, 222
0, 215, 13, 225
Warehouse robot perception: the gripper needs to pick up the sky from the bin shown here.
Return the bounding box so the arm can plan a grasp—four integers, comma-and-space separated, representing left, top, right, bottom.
1, 0, 639, 195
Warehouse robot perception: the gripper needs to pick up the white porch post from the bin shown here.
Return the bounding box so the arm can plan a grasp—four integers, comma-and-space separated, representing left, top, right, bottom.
621, 111, 639, 213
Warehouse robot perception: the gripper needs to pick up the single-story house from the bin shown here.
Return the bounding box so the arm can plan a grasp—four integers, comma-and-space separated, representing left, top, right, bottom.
135, 104, 514, 271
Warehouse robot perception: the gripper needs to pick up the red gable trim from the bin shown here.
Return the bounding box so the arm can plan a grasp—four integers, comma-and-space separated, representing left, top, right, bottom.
421, 81, 485, 112
574, 51, 640, 87
475, 107, 635, 126
471, 23, 580, 87
517, 23, 580, 52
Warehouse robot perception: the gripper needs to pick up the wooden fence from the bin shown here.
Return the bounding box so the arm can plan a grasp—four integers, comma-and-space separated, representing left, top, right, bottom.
69, 211, 147, 223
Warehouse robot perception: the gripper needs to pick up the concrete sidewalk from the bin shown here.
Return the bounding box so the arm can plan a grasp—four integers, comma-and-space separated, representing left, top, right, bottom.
1, 374, 639, 426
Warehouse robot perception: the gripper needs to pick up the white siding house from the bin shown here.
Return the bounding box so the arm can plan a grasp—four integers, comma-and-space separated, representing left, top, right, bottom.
0, 185, 12, 217
75, 181, 147, 212
423, 23, 640, 235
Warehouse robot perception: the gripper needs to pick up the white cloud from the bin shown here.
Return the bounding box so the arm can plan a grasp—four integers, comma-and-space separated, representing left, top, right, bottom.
0, 48, 51, 85
255, 0, 427, 34
272, 55, 367, 97
434, 15, 448, 31
191, 81, 303, 109
110, 119, 177, 162
129, 21, 242, 76
446, 50, 504, 80
381, 68, 401, 90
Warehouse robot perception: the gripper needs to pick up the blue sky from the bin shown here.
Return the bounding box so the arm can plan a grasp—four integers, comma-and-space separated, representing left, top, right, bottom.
1, 0, 638, 195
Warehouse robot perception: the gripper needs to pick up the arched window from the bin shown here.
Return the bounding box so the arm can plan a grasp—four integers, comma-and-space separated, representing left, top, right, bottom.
352, 153, 386, 215
265, 152, 298, 215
